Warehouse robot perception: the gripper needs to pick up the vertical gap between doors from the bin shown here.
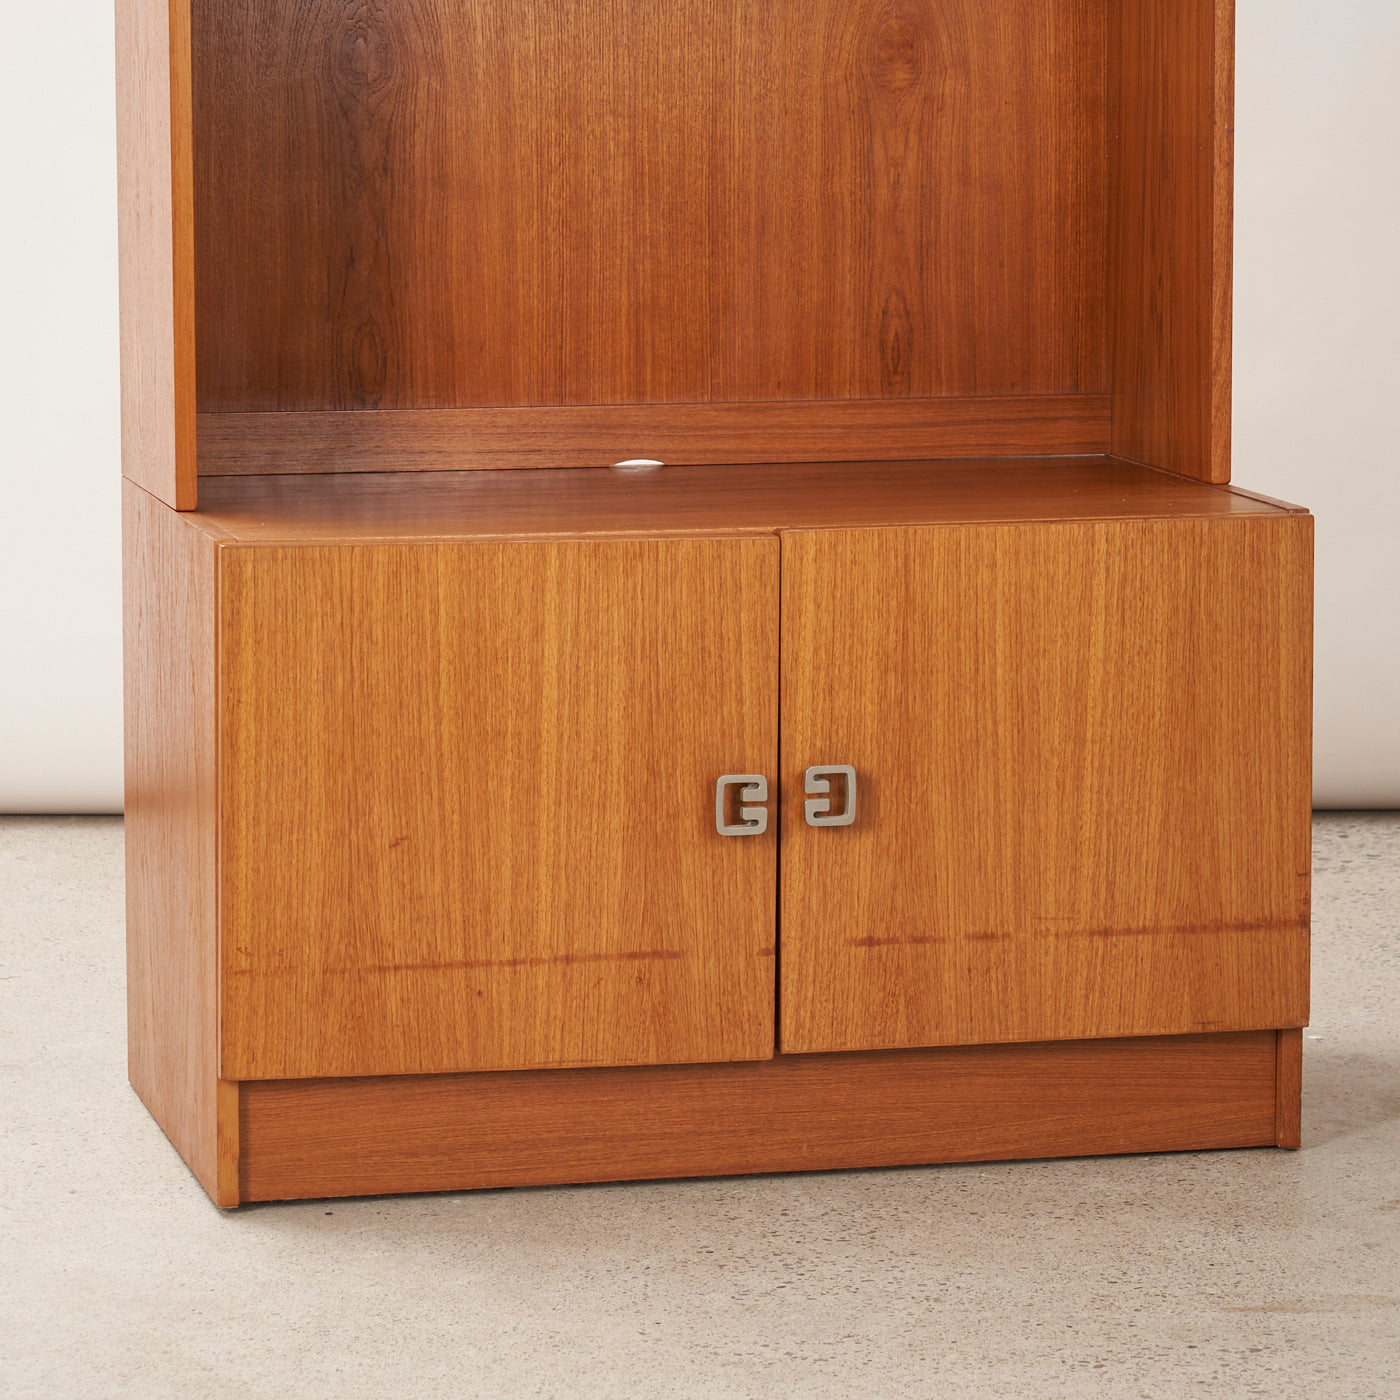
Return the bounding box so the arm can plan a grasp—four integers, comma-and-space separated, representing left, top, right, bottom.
772, 533, 783, 1059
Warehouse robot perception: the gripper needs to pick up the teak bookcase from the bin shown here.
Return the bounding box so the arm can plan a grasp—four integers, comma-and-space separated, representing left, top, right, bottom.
119, 0, 1311, 1208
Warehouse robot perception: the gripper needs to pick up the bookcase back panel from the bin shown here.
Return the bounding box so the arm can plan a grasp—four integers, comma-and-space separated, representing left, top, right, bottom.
192, 0, 1109, 415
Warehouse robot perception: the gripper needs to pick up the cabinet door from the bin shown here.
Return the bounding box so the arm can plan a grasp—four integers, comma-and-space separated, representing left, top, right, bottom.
780, 517, 1311, 1054
220, 537, 778, 1079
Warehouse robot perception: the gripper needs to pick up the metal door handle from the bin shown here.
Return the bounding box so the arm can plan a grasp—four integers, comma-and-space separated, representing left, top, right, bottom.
715, 775, 769, 836
804, 765, 856, 827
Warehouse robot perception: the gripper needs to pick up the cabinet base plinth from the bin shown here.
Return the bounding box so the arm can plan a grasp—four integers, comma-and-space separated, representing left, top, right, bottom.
234, 1031, 1293, 1204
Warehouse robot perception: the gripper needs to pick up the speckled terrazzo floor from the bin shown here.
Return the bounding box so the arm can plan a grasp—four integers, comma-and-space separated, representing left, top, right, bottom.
1, 813, 1396, 1399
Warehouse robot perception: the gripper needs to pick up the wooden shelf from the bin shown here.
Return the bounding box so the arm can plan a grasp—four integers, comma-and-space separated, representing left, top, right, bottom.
195, 397, 1114, 476
121, 1, 1240, 511
187, 456, 1299, 545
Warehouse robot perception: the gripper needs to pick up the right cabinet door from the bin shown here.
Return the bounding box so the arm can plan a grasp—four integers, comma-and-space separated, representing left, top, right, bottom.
779, 516, 1312, 1054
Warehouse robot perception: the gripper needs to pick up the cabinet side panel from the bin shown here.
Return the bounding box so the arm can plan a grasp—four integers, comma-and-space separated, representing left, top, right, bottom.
1109, 0, 1233, 482
1275, 1027, 1302, 1149
220, 538, 779, 1079
117, 0, 196, 509
123, 482, 232, 1202
781, 515, 1311, 1053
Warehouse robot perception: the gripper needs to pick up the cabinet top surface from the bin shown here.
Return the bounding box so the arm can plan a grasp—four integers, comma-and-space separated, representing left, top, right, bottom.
187, 457, 1301, 545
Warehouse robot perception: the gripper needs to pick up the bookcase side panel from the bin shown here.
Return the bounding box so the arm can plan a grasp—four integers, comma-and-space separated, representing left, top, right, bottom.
117, 0, 197, 509
1109, 0, 1234, 483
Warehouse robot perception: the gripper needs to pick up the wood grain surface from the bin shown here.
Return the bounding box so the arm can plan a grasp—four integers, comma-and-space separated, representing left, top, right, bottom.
219, 537, 779, 1080
192, 0, 1107, 414
238, 1031, 1281, 1201
780, 514, 1312, 1053
123, 482, 236, 1203
1110, 0, 1234, 482
188, 458, 1296, 546
117, 0, 197, 508
195, 395, 1111, 475
1275, 1027, 1303, 1149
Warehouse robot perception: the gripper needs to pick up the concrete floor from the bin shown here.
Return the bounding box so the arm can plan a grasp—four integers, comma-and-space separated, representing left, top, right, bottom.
1, 815, 1397, 1399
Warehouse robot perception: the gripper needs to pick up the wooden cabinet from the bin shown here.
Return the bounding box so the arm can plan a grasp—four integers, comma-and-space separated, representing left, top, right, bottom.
210, 501, 1309, 1086
118, 1, 1310, 1205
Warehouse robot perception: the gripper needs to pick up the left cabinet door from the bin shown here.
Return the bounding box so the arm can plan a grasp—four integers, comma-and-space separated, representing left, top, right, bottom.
219, 537, 779, 1079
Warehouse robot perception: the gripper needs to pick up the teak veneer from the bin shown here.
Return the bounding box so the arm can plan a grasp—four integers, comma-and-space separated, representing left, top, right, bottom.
190, 456, 1289, 542
239, 1034, 1287, 1203
123, 0, 1238, 507
119, 0, 1310, 1207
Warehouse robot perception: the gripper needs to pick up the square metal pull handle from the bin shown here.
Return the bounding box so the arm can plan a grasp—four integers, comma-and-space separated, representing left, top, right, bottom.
804, 765, 857, 827
715, 775, 769, 835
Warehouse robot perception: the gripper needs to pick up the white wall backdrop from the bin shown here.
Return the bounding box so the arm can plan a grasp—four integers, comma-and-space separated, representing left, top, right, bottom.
0, 1, 123, 813
0, 0, 1396, 812
1232, 1, 1400, 808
